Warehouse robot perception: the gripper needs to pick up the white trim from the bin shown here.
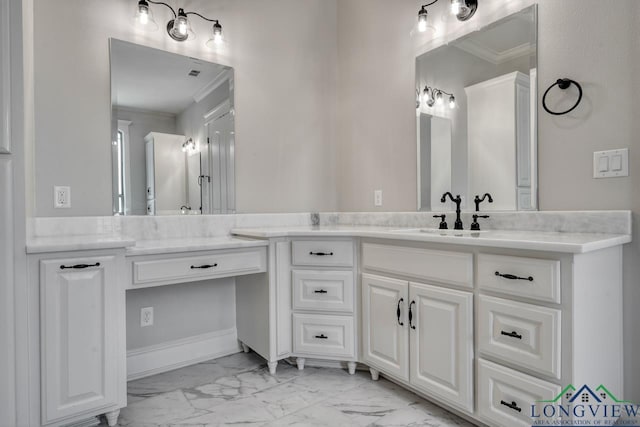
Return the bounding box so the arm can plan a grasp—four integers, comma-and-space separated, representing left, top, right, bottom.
464, 70, 529, 94
193, 70, 230, 104
113, 106, 176, 119
126, 328, 241, 381
454, 39, 534, 65
116, 120, 132, 215
0, 0, 11, 154
203, 99, 231, 124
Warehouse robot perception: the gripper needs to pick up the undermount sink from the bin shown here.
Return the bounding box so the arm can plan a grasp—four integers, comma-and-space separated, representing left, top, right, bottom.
391, 228, 487, 237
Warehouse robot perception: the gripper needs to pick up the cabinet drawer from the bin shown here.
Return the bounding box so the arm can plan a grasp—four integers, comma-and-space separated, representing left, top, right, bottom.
479, 295, 561, 379
292, 270, 354, 313
478, 359, 561, 427
291, 240, 354, 267
478, 254, 560, 303
132, 248, 267, 287
292, 313, 355, 358
362, 243, 473, 288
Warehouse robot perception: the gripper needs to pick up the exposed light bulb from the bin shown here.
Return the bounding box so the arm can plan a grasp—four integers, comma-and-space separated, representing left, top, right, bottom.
133, 0, 158, 31
449, 95, 456, 109
139, 9, 149, 25
435, 91, 443, 104
451, 0, 463, 16
213, 21, 223, 44
418, 7, 428, 32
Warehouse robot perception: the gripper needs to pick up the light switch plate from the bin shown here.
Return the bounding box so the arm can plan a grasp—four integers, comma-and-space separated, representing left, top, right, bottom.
593, 149, 629, 178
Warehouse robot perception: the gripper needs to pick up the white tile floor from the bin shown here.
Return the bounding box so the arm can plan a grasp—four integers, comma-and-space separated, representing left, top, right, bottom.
104, 352, 474, 426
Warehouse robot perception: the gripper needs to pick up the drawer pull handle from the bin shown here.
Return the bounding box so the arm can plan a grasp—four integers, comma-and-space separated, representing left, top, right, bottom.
191, 264, 218, 269
314, 334, 328, 339
408, 300, 416, 330
314, 289, 328, 294
501, 330, 523, 339
500, 400, 522, 413
60, 262, 100, 270
397, 298, 404, 326
309, 251, 334, 256
495, 271, 533, 281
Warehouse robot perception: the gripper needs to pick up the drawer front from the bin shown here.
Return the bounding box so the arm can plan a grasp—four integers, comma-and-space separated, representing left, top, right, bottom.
362, 243, 473, 288
478, 358, 561, 427
478, 254, 560, 303
132, 248, 267, 286
479, 295, 561, 379
293, 313, 355, 358
291, 240, 354, 267
292, 270, 354, 313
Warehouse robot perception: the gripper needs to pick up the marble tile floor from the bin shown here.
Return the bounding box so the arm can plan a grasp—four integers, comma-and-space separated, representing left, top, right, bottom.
100, 352, 474, 427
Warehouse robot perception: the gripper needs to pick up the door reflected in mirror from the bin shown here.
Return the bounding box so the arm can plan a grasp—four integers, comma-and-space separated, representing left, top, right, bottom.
416, 5, 537, 211
110, 39, 235, 215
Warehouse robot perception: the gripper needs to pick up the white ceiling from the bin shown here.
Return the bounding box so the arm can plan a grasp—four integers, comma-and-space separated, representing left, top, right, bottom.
453, 9, 535, 64
111, 39, 229, 114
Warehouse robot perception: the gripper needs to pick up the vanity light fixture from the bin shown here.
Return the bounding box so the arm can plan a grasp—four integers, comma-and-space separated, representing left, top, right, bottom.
421, 86, 456, 109
181, 138, 196, 153
134, 0, 224, 48
417, 0, 478, 31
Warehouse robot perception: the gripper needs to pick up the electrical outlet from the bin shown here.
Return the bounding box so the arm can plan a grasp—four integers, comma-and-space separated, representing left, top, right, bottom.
140, 307, 154, 327
54, 186, 71, 208
374, 190, 383, 207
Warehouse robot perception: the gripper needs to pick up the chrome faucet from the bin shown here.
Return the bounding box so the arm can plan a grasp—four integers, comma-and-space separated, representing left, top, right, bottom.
441, 192, 463, 230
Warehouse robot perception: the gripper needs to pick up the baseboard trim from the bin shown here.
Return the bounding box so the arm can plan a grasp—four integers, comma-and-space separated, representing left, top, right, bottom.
127, 328, 242, 381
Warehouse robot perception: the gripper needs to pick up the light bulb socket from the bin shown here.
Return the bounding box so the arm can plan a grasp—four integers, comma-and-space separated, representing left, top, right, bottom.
213, 20, 222, 35
453, 0, 478, 21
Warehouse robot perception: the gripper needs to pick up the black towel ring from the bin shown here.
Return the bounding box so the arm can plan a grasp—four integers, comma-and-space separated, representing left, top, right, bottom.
542, 78, 583, 116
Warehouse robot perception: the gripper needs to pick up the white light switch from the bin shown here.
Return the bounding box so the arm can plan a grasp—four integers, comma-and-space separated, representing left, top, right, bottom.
598, 156, 609, 173
594, 149, 629, 178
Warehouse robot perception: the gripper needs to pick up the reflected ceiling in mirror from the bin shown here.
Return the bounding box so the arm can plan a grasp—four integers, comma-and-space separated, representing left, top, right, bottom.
110, 39, 235, 216
416, 5, 537, 212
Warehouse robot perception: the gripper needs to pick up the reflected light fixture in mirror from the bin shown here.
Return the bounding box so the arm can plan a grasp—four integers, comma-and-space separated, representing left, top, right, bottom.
420, 86, 456, 109
134, 0, 224, 49
418, 0, 478, 32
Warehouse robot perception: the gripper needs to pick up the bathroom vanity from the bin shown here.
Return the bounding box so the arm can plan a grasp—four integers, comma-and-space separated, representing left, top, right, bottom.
24, 216, 630, 427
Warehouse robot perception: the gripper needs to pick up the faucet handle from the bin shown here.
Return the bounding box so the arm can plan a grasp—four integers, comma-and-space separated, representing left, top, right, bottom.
433, 214, 448, 230
470, 214, 490, 231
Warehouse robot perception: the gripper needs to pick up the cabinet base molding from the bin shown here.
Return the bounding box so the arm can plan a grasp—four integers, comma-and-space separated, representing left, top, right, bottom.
127, 328, 241, 380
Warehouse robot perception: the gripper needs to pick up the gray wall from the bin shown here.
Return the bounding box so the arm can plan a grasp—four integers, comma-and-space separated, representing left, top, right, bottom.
33, 0, 338, 216
336, 0, 640, 401
126, 278, 235, 350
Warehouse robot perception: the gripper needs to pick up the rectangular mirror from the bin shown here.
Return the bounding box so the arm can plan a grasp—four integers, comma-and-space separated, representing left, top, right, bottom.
110, 39, 235, 216
416, 5, 537, 211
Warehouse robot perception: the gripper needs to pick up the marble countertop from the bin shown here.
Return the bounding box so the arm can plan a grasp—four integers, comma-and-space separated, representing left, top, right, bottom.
231, 226, 632, 254
26, 235, 137, 254
125, 236, 269, 256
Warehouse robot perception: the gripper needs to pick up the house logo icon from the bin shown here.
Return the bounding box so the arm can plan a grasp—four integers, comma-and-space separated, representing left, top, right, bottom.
531, 384, 639, 426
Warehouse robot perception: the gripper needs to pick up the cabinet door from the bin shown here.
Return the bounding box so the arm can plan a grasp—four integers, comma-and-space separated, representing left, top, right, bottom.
41, 256, 119, 424
362, 274, 409, 381
409, 282, 473, 412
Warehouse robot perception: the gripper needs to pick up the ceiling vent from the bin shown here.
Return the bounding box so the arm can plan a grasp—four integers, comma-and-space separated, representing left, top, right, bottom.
188, 70, 201, 77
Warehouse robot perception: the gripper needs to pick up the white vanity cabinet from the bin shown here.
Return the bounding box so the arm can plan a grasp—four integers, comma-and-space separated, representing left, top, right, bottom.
361, 244, 474, 413
290, 239, 358, 374
34, 251, 127, 427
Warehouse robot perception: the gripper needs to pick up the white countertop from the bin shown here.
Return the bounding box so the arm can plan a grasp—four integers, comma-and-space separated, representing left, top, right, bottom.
125, 236, 269, 256
231, 226, 632, 254
26, 235, 137, 254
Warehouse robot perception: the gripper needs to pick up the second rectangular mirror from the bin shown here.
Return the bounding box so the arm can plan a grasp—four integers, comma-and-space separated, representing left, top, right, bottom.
416, 5, 537, 212
110, 39, 235, 216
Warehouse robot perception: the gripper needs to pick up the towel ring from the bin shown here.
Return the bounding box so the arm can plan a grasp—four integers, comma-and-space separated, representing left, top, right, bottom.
542, 78, 583, 116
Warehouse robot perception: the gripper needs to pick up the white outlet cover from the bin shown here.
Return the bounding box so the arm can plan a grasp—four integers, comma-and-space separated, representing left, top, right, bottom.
374, 190, 383, 207
140, 307, 154, 327
54, 186, 71, 208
